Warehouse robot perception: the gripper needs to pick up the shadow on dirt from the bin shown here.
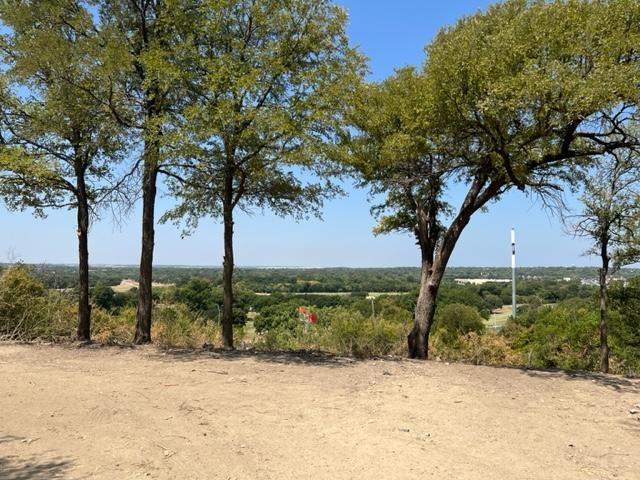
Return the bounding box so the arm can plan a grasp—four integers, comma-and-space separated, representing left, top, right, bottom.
7, 342, 639, 391
0, 435, 76, 480
0, 436, 24, 445
149, 346, 364, 369
152, 347, 639, 389
523, 369, 640, 394
0, 456, 74, 480
2, 340, 405, 369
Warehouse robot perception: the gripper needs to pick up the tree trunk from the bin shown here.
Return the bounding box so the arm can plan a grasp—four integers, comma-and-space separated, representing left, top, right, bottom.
599, 242, 610, 373
125, 0, 162, 345
221, 196, 235, 349
134, 159, 158, 344
406, 176, 504, 359
76, 173, 91, 342
408, 259, 440, 359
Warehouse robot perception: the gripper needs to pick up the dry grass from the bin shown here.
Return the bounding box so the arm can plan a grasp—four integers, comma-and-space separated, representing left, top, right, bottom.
111, 279, 175, 293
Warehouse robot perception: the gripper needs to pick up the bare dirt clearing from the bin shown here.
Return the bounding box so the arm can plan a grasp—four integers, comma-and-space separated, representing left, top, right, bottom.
110, 279, 175, 293
1, 344, 639, 480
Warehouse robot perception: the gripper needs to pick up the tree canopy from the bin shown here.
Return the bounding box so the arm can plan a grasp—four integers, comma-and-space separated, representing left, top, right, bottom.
344, 0, 640, 359
0, 0, 129, 215
163, 0, 365, 228
161, 0, 365, 348
573, 152, 640, 270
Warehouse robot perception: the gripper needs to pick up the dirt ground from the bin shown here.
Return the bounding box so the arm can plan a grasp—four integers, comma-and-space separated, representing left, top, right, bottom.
1, 344, 639, 480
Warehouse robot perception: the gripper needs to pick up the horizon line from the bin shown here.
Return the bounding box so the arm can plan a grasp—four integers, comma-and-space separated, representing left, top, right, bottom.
1, 262, 639, 270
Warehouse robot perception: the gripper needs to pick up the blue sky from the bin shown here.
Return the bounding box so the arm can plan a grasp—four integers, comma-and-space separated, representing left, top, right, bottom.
0, 0, 600, 268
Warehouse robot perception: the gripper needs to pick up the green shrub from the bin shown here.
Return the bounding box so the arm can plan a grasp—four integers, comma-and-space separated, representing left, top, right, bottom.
254, 302, 300, 333
170, 278, 220, 315
432, 332, 522, 367
482, 293, 504, 311
432, 303, 485, 345
153, 304, 219, 348
321, 308, 403, 358
376, 297, 413, 326
253, 306, 404, 357
609, 279, 640, 375
258, 323, 309, 351
92, 307, 136, 344
92, 282, 116, 311
0, 265, 76, 340
509, 299, 600, 370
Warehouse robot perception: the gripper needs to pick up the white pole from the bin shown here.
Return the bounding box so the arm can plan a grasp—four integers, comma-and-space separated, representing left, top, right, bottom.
511, 228, 516, 319
366, 295, 375, 318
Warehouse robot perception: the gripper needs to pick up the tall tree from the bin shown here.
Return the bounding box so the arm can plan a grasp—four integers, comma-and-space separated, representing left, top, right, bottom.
345, 0, 640, 359
99, 0, 189, 343
0, 0, 129, 341
569, 152, 640, 373
162, 0, 364, 348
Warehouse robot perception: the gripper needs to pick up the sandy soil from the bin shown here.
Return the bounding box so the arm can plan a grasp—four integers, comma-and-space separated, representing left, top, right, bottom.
111, 280, 175, 293
1, 343, 639, 480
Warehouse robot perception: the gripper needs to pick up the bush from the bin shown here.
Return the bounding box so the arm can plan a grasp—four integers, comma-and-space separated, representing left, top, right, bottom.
376, 297, 413, 325
152, 304, 220, 348
92, 307, 135, 344
482, 293, 504, 311
0, 265, 76, 340
92, 282, 116, 311
321, 308, 403, 358
432, 303, 485, 345
254, 302, 300, 333
609, 279, 640, 376
258, 322, 309, 351
432, 332, 522, 367
254, 306, 405, 358
509, 299, 600, 371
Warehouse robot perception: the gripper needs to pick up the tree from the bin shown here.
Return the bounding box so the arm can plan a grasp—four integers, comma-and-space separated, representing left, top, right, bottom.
98, 0, 192, 344
345, 0, 640, 359
172, 277, 221, 316
569, 151, 640, 373
162, 0, 364, 348
0, 1, 129, 341
92, 282, 117, 311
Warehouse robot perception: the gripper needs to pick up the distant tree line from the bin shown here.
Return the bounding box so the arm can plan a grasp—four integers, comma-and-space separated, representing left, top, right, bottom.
1, 264, 629, 297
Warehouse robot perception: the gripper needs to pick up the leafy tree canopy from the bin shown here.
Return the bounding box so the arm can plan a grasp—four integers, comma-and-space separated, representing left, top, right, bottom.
162, 0, 366, 228
0, 0, 130, 217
